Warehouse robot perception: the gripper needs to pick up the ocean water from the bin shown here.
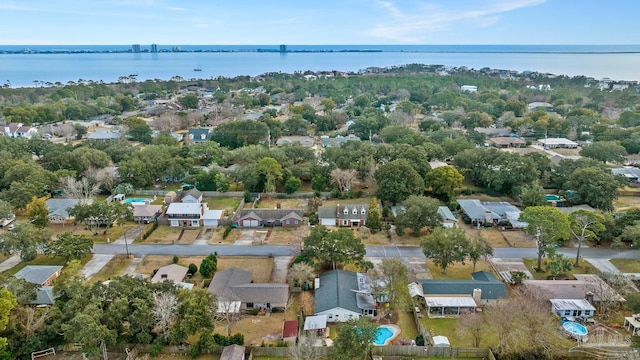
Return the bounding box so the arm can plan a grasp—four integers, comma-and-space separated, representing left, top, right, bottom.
1, 45, 639, 87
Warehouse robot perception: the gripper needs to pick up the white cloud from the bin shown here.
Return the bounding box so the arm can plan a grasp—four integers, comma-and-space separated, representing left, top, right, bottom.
366, 0, 546, 42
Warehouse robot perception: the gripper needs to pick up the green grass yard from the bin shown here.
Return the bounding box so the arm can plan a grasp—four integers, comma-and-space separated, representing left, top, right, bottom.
522, 257, 598, 280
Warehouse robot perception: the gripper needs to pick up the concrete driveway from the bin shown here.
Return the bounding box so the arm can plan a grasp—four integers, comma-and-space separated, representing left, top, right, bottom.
79, 254, 114, 279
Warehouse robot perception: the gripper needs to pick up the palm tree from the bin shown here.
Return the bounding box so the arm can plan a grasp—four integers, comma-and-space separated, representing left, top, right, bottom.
546, 254, 573, 280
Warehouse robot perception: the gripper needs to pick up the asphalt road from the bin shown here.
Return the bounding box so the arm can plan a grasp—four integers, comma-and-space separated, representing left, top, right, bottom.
93, 243, 640, 259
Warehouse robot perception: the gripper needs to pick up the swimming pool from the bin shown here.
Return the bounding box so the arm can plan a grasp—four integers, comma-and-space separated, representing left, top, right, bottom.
545, 194, 561, 201
563, 321, 588, 337
122, 197, 151, 204
373, 325, 401, 346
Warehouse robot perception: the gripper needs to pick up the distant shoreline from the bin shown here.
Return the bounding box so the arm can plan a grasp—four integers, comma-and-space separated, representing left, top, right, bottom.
2, 49, 640, 55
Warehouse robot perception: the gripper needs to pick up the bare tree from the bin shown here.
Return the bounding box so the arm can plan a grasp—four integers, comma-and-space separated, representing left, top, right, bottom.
290, 263, 315, 291
214, 289, 239, 336
61, 176, 100, 200
152, 291, 177, 339
456, 312, 485, 347
486, 288, 565, 359
330, 168, 357, 196
289, 331, 323, 360
90, 166, 120, 194
590, 273, 629, 316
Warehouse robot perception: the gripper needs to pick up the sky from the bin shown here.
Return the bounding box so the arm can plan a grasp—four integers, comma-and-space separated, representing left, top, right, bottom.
0, 0, 636, 45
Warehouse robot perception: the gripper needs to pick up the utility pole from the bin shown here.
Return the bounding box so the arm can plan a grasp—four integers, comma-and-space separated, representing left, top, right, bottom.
124, 227, 129, 256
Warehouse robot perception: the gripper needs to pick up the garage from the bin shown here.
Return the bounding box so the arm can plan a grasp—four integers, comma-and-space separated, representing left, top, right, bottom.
320, 218, 336, 226
243, 219, 259, 227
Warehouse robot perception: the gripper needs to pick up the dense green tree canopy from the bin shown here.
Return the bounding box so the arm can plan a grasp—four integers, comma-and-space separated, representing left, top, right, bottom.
520, 206, 570, 271
421, 227, 470, 274
302, 226, 365, 269
374, 159, 424, 204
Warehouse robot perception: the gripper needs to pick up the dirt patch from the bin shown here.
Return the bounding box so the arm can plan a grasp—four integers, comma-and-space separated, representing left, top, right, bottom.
254, 197, 309, 209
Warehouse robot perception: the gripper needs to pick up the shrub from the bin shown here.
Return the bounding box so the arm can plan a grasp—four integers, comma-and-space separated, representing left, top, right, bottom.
188, 263, 197, 275
142, 220, 158, 240
244, 190, 251, 202
172, 255, 179, 264
149, 343, 163, 358
200, 253, 218, 278
415, 335, 425, 346
222, 224, 233, 239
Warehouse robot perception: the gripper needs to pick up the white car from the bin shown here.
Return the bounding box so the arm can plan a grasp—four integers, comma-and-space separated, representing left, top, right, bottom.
7, 224, 15, 231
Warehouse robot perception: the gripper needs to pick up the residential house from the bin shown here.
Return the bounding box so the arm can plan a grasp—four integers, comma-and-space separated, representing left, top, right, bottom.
460, 85, 477, 93
320, 134, 361, 148
612, 166, 640, 183
15, 265, 63, 306
457, 199, 527, 228
132, 203, 162, 224
181, 188, 203, 203
208, 268, 289, 311
1, 122, 38, 138
488, 137, 526, 148
186, 128, 210, 144
313, 270, 378, 322
276, 135, 315, 147
474, 127, 511, 137
418, 271, 508, 317
550, 298, 595, 319
527, 102, 553, 112
87, 129, 122, 142
165, 203, 204, 227
235, 209, 304, 228
282, 320, 298, 345
538, 138, 578, 149
46, 198, 86, 224
151, 264, 193, 289
220, 345, 245, 360
15, 266, 62, 286
317, 204, 368, 227
438, 206, 458, 228
523, 274, 626, 306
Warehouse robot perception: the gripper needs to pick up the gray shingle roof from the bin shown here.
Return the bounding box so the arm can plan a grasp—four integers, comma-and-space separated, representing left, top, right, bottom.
317, 206, 336, 219
15, 265, 62, 285
208, 268, 253, 295
314, 270, 361, 314
229, 283, 289, 304
220, 345, 245, 360
237, 209, 303, 222
46, 198, 83, 219
34, 286, 57, 305
420, 271, 507, 301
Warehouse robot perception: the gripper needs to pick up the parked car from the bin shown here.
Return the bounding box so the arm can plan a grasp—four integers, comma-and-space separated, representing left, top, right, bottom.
7, 224, 15, 231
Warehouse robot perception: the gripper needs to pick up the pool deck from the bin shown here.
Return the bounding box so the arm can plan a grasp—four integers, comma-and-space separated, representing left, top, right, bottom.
376, 324, 401, 346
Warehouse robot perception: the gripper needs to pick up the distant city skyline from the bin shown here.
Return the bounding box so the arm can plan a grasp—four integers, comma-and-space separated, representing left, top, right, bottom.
0, 0, 636, 45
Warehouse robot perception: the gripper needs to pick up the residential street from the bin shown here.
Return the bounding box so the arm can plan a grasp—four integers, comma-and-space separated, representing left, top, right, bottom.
92, 243, 640, 260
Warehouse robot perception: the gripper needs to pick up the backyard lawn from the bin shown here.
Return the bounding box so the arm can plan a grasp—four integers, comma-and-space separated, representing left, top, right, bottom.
206, 197, 242, 214
254, 197, 309, 209
422, 316, 498, 348
609, 259, 640, 273
614, 195, 640, 212
522, 258, 598, 280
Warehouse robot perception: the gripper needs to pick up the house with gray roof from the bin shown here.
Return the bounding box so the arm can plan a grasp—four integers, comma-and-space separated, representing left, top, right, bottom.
15, 266, 63, 286
437, 206, 458, 228
87, 129, 122, 142
207, 268, 289, 311
46, 198, 87, 224
317, 204, 368, 227
314, 270, 377, 322
234, 209, 304, 228
320, 134, 361, 148
186, 128, 210, 144
457, 199, 526, 228
180, 188, 203, 203
612, 166, 640, 183
220, 344, 245, 360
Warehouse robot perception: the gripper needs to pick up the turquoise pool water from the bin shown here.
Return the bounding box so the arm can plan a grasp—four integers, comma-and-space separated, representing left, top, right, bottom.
123, 198, 150, 204
545, 195, 561, 201
374, 327, 394, 346
563, 321, 588, 336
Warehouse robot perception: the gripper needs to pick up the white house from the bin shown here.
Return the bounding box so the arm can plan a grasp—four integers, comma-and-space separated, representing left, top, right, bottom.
202, 209, 224, 227
460, 85, 477, 93
165, 203, 203, 227
538, 138, 578, 149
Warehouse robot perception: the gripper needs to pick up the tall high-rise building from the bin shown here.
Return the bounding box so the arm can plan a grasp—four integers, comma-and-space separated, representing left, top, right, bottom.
150, 44, 158, 53
132, 44, 141, 53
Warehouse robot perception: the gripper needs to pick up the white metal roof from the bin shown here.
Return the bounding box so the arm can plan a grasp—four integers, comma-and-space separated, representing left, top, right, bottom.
424, 296, 477, 308
166, 202, 202, 215
550, 299, 596, 311
304, 315, 327, 330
